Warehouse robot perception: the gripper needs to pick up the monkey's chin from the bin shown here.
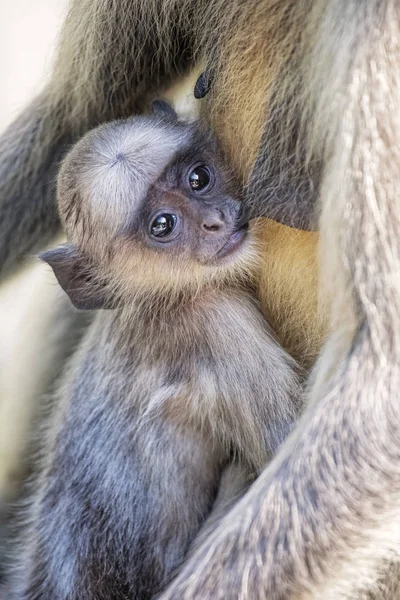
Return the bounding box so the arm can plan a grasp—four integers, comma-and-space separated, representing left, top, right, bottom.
213, 223, 249, 264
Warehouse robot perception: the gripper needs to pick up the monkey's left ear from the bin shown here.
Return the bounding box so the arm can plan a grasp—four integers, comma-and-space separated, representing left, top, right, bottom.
152, 99, 178, 120
40, 245, 112, 311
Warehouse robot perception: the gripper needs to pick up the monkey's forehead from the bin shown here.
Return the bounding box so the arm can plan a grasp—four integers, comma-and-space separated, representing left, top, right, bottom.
78, 117, 193, 228
89, 116, 191, 181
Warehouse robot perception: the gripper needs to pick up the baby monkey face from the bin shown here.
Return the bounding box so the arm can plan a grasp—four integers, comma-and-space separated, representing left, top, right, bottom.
137, 156, 249, 266
57, 114, 254, 299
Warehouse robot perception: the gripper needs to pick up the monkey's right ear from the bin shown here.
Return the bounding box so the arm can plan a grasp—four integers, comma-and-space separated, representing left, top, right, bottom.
151, 99, 178, 120
40, 245, 111, 311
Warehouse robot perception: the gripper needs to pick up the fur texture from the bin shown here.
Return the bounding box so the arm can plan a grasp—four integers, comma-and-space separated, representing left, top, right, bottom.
0, 0, 325, 363
9, 117, 302, 599
1, 0, 399, 597
160, 1, 400, 598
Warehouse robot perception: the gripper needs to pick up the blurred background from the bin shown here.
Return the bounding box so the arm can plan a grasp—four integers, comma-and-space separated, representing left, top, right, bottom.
0, 0, 67, 513
0, 0, 66, 131
0, 0, 197, 522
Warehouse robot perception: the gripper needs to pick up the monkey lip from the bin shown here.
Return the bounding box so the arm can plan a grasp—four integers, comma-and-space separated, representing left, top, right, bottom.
215, 223, 249, 260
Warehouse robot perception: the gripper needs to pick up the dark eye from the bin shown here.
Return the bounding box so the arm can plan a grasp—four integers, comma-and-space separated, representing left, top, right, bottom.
188, 166, 211, 191
150, 213, 177, 238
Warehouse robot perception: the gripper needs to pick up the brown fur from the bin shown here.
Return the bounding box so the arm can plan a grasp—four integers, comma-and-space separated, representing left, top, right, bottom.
0, 0, 326, 367
1, 0, 399, 597
255, 219, 325, 366
160, 1, 400, 598
197, 0, 328, 362
8, 115, 303, 599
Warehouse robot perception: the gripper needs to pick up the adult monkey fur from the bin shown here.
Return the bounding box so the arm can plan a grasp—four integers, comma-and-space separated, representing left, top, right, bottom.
0, 0, 324, 367
12, 111, 302, 599
0, 0, 399, 598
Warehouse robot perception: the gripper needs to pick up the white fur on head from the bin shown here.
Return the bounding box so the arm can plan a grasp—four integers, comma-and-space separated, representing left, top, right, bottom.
58, 116, 191, 242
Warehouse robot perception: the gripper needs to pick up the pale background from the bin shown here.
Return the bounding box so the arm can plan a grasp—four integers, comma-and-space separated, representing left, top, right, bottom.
0, 0, 197, 500
0, 0, 66, 131
0, 0, 67, 500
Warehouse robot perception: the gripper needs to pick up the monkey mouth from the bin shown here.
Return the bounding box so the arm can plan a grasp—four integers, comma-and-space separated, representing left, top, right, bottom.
215, 223, 249, 261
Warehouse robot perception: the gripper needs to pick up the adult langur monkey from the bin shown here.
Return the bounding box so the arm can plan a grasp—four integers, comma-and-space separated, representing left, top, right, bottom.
0, 0, 400, 599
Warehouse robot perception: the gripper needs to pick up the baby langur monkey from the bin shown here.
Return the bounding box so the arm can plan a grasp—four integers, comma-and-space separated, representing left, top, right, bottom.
12, 102, 303, 600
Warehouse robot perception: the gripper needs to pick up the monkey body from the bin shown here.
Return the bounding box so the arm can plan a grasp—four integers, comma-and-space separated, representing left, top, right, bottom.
1, 0, 400, 597
15, 289, 299, 600
11, 114, 301, 599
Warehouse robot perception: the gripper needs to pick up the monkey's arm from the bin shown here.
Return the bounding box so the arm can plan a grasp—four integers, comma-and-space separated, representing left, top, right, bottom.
0, 95, 68, 277
0, 0, 193, 280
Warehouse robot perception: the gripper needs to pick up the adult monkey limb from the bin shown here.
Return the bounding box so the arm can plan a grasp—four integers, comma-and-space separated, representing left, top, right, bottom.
0, 0, 324, 366
161, 1, 400, 598
0, 0, 194, 279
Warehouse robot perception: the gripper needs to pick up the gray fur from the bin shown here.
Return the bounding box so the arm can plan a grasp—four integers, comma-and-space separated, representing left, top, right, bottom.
160, 1, 400, 598
246, 116, 321, 231
0, 280, 92, 589
9, 118, 302, 599
1, 0, 399, 597
0, 1, 194, 280
0, 96, 72, 278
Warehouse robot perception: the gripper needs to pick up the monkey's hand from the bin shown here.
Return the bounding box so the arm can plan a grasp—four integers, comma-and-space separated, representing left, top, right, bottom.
160, 335, 400, 600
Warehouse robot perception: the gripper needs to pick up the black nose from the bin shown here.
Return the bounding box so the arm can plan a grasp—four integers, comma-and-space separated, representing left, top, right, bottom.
202, 210, 225, 232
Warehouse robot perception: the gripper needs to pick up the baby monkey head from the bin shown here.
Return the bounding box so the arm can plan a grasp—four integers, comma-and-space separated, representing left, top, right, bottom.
42, 102, 255, 310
